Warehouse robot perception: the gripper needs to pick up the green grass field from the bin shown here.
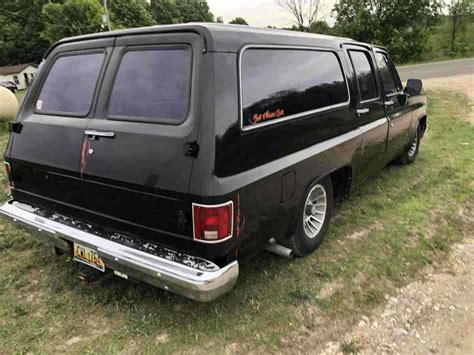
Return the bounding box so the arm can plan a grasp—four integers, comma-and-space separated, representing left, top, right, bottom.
14, 90, 26, 104
0, 89, 473, 353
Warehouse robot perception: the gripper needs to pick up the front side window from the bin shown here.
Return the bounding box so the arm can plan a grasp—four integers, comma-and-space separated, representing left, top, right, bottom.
349, 50, 379, 102
375, 52, 401, 96
107, 47, 192, 123
36, 52, 104, 115
241, 48, 348, 128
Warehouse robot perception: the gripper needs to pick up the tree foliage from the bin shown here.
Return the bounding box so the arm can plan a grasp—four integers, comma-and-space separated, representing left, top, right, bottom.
41, 0, 103, 44
109, 0, 155, 29
0, 0, 59, 66
309, 20, 334, 35
150, 0, 214, 24
333, 0, 442, 63
229, 17, 249, 25
447, 0, 473, 56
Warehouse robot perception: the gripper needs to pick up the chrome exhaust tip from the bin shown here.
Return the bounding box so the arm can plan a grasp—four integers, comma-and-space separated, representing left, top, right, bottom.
266, 238, 294, 259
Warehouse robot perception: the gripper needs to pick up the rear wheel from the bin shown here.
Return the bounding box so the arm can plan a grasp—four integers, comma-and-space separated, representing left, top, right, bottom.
396, 124, 421, 165
289, 176, 333, 256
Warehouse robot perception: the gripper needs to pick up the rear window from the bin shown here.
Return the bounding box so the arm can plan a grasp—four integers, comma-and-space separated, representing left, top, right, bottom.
241, 48, 349, 129
107, 47, 192, 123
36, 52, 104, 115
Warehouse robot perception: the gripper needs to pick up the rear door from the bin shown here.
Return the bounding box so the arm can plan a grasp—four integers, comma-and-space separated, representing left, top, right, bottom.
81, 33, 202, 192
8, 38, 112, 175
66, 33, 203, 243
344, 45, 388, 177
374, 50, 412, 158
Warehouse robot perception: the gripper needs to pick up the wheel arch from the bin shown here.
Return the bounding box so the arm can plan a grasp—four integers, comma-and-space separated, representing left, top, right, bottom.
329, 165, 353, 202
418, 115, 427, 138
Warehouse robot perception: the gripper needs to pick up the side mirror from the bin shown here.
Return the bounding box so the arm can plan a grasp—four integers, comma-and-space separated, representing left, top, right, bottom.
404, 79, 423, 96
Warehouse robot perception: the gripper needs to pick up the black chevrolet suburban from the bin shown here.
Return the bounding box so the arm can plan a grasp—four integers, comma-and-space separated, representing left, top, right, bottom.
1, 24, 427, 302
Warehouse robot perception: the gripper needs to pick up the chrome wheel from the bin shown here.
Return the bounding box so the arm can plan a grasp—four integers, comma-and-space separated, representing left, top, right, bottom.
303, 184, 327, 239
407, 131, 418, 157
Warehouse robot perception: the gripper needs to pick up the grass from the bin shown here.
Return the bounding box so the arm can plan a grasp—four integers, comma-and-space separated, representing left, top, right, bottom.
14, 90, 26, 104
0, 89, 473, 353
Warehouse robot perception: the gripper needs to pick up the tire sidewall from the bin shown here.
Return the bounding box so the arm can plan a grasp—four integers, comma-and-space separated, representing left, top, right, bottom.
406, 124, 421, 164
396, 122, 421, 165
293, 176, 334, 256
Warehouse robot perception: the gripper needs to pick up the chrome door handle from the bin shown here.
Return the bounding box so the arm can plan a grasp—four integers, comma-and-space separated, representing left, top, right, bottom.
84, 130, 115, 139
385, 100, 395, 106
357, 108, 370, 115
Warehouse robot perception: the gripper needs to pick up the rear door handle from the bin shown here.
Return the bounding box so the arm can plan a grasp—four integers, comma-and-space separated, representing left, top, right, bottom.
357, 108, 370, 115
84, 130, 115, 139
385, 100, 395, 106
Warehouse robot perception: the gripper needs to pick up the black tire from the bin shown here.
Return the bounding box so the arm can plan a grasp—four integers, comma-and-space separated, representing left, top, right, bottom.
289, 176, 334, 257
395, 123, 421, 165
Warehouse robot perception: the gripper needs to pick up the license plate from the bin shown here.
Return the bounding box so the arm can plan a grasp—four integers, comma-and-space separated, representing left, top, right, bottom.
73, 243, 105, 272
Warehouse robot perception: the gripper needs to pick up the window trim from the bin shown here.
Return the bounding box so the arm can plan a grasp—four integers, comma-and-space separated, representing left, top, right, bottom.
104, 44, 193, 125
347, 49, 380, 104
238, 44, 351, 132
33, 49, 107, 118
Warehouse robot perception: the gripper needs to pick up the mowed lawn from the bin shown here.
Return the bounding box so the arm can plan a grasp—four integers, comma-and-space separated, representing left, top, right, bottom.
14, 90, 26, 104
0, 89, 473, 353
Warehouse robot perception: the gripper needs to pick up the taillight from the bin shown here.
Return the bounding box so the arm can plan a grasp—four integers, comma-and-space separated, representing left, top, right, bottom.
4, 161, 14, 189
192, 201, 233, 242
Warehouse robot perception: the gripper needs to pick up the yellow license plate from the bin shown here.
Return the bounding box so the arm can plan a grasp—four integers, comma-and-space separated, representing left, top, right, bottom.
73, 243, 105, 272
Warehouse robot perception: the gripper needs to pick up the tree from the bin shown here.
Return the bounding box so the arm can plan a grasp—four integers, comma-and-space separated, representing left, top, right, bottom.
41, 0, 103, 44
333, 0, 442, 63
150, 0, 180, 24
109, 0, 155, 29
448, 0, 473, 56
275, 0, 322, 31
309, 20, 334, 35
216, 16, 224, 23
0, 0, 61, 66
229, 17, 249, 25
177, 0, 214, 23
150, 0, 214, 25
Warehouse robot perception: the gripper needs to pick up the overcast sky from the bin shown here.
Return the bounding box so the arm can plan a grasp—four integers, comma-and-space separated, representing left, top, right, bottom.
207, 0, 337, 28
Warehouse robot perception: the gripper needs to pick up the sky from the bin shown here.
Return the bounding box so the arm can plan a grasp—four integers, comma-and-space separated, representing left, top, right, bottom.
207, 0, 337, 28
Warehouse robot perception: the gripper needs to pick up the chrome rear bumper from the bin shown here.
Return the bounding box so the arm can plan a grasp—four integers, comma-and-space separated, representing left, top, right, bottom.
0, 200, 238, 302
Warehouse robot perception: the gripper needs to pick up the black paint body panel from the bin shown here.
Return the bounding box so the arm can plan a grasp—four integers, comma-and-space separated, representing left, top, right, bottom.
4, 24, 427, 266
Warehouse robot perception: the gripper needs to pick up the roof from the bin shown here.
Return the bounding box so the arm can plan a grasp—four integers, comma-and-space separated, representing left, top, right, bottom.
46, 23, 358, 57
0, 64, 37, 76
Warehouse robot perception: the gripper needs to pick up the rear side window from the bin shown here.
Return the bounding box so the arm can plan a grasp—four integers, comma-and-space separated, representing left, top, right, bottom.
349, 50, 378, 102
36, 52, 104, 115
241, 48, 348, 129
375, 52, 401, 96
107, 48, 192, 123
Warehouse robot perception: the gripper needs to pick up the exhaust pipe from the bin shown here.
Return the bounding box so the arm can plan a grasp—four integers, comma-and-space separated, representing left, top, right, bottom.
266, 238, 294, 259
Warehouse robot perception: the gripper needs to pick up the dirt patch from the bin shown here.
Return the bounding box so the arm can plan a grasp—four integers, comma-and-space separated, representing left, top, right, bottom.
345, 223, 384, 242
318, 278, 345, 299
319, 204, 474, 355
58, 317, 110, 350
423, 74, 474, 124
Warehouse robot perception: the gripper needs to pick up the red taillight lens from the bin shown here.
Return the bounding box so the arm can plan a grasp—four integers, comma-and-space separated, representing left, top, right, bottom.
193, 202, 233, 242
